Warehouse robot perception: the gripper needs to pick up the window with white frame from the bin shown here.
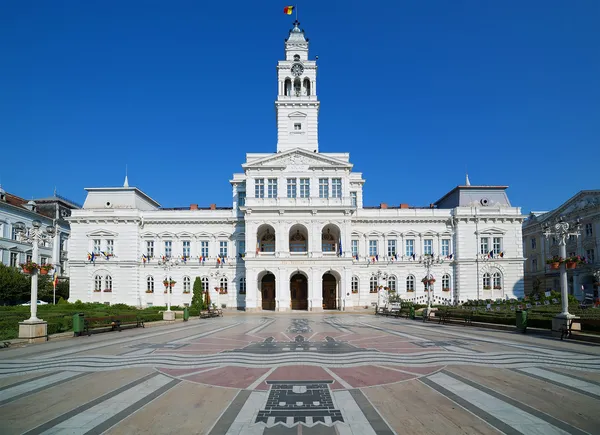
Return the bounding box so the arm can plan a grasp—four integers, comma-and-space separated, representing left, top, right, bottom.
493, 272, 502, 289
405, 239, 414, 257
106, 239, 114, 255
350, 191, 357, 207
369, 276, 378, 293
238, 241, 245, 257
369, 240, 378, 256
183, 240, 190, 258
10, 252, 18, 267
586, 223, 593, 237
299, 178, 310, 198
238, 192, 246, 207
164, 241, 172, 258
255, 178, 265, 198
183, 276, 191, 292
319, 178, 329, 198
351, 276, 359, 293
267, 178, 277, 198
387, 240, 396, 257
94, 275, 102, 291
442, 274, 450, 290
388, 275, 396, 292
493, 237, 502, 255
294, 123, 301, 130
287, 178, 297, 198
200, 241, 209, 258
26, 254, 32, 263
220, 277, 228, 293
146, 241, 154, 258
351, 240, 358, 257
201, 277, 209, 292
483, 273, 491, 289
586, 249, 595, 263
532, 258, 538, 272
40, 257, 48, 265
146, 276, 154, 292
93, 239, 101, 254
331, 178, 342, 198
441, 239, 450, 257
531, 238, 536, 250
105, 276, 112, 292
406, 275, 415, 291
480, 237, 489, 255
11, 226, 19, 240
219, 241, 228, 258
423, 239, 433, 255
239, 277, 246, 294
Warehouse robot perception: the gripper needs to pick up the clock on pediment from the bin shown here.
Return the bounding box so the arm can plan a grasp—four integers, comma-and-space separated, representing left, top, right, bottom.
291, 63, 304, 77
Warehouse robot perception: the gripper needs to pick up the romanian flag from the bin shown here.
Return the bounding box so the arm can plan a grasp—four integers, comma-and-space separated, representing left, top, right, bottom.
53, 272, 58, 288
283, 6, 294, 15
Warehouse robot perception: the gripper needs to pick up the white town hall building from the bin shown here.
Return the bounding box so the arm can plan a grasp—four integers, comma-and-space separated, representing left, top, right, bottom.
68, 21, 525, 311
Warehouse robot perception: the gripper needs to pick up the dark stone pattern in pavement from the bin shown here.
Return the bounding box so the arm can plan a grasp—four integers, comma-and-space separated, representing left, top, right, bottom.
225, 335, 372, 354
287, 318, 312, 334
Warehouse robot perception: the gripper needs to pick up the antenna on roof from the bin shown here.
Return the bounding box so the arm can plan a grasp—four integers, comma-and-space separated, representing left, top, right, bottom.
465, 173, 471, 186
123, 164, 129, 187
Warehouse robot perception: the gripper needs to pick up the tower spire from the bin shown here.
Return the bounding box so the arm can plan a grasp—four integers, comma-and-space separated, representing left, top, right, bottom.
465, 173, 471, 186
123, 164, 129, 187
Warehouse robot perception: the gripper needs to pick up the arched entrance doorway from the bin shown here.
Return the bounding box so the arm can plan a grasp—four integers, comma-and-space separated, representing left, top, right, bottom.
322, 273, 337, 309
290, 273, 308, 310
261, 273, 276, 310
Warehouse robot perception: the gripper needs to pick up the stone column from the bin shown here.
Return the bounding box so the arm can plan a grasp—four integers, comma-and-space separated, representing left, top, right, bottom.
277, 267, 290, 312
310, 267, 323, 311
245, 269, 259, 312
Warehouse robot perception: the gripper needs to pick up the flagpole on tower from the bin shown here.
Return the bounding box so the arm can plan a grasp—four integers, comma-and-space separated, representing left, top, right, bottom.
296, 4, 298, 21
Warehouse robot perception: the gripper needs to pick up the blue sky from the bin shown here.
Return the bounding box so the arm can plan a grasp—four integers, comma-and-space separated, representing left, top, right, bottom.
1, 1, 598, 213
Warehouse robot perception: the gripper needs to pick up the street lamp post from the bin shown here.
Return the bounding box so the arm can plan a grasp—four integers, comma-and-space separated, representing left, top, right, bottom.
15, 220, 55, 342
421, 254, 442, 317
158, 256, 179, 321
543, 217, 581, 333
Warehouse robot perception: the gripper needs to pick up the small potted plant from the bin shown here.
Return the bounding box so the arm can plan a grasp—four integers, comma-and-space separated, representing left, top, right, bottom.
442, 287, 450, 291
39, 263, 53, 275
19, 260, 38, 274
145, 289, 154, 294
493, 285, 502, 290
545, 255, 563, 270
483, 285, 492, 290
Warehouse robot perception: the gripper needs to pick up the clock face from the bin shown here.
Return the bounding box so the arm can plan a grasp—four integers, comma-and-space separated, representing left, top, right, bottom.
291, 63, 304, 77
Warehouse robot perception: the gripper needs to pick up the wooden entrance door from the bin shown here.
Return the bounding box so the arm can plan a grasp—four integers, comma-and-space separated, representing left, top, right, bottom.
290, 274, 308, 310
261, 274, 276, 310
322, 274, 337, 309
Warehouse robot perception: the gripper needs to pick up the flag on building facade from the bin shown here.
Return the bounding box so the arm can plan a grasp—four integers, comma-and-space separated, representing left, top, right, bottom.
283, 6, 295, 15
53, 272, 58, 288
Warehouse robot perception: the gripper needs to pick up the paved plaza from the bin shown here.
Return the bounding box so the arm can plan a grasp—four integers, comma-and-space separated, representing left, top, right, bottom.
1, 313, 600, 434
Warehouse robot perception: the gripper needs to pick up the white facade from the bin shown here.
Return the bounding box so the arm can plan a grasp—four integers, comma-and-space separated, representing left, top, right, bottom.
68, 21, 526, 309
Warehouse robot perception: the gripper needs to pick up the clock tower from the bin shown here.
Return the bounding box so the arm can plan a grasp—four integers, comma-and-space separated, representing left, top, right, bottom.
276, 21, 320, 153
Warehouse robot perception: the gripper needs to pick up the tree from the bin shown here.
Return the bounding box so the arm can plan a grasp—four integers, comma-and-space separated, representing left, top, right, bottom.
191, 277, 206, 310
0, 264, 30, 305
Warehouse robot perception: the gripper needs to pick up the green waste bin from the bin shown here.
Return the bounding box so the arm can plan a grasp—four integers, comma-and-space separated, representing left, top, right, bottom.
410, 306, 415, 320
183, 307, 189, 321
516, 310, 527, 333
73, 313, 85, 336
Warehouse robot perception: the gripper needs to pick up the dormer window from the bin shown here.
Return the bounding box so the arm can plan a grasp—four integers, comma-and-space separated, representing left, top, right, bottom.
294, 54, 300, 61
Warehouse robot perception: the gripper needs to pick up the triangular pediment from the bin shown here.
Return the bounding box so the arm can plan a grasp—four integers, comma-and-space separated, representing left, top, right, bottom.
87, 229, 118, 237
540, 190, 600, 223
242, 148, 352, 170
288, 111, 307, 119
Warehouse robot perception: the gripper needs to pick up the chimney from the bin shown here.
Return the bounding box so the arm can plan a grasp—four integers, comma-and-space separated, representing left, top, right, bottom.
400, 203, 409, 209
190, 204, 198, 210
210, 203, 216, 210
380, 202, 388, 209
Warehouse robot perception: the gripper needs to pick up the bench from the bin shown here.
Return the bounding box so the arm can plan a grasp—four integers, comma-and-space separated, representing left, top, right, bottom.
560, 318, 600, 340
438, 310, 473, 326
392, 308, 411, 319
200, 308, 223, 319
82, 315, 144, 336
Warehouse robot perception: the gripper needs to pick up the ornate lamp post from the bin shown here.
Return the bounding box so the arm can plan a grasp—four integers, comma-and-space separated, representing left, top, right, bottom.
421, 254, 442, 316
543, 217, 581, 328
157, 256, 179, 321
15, 220, 55, 342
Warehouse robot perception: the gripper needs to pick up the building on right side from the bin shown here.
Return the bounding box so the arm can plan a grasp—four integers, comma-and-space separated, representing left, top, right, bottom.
522, 190, 600, 301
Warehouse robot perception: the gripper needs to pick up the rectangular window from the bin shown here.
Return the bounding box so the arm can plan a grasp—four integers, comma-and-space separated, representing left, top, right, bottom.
183, 240, 190, 258
294, 123, 301, 130
219, 241, 228, 258
267, 178, 278, 198
238, 192, 246, 207
106, 239, 114, 255
93, 239, 101, 254
238, 241, 245, 257
299, 178, 310, 198
146, 241, 154, 258
493, 237, 502, 255
405, 239, 414, 257
350, 191, 357, 207
255, 178, 265, 198
164, 241, 172, 258
387, 240, 396, 257
351, 240, 358, 257
26, 254, 32, 263
331, 178, 342, 198
586, 223, 593, 237
200, 241, 209, 258
480, 237, 489, 255
369, 240, 378, 257
531, 238, 536, 250
11, 227, 19, 240
441, 239, 450, 257
10, 252, 18, 267
287, 178, 297, 198
586, 249, 595, 264
532, 258, 537, 272
319, 178, 329, 199
40, 257, 48, 265
423, 239, 433, 255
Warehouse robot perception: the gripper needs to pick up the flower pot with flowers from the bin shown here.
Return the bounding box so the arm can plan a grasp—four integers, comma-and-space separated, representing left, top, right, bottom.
39, 264, 53, 275
483, 285, 492, 290
546, 255, 564, 270
20, 260, 38, 274
163, 279, 176, 293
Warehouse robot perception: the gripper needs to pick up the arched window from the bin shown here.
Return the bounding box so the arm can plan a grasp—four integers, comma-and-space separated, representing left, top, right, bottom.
201, 276, 209, 293
493, 272, 502, 289
289, 225, 308, 252
239, 277, 246, 294
483, 273, 491, 289
105, 275, 112, 292
369, 276, 378, 293
94, 275, 102, 292
293, 54, 300, 61
388, 275, 396, 292
220, 277, 228, 294
442, 274, 451, 291
322, 228, 337, 252
261, 229, 275, 252
293, 78, 301, 96
183, 276, 191, 293
146, 276, 154, 293
406, 275, 415, 292
284, 78, 292, 96
303, 78, 311, 96
351, 276, 359, 294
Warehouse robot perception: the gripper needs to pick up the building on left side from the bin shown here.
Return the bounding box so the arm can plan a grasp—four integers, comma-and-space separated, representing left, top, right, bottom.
0, 186, 80, 277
